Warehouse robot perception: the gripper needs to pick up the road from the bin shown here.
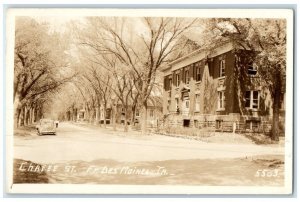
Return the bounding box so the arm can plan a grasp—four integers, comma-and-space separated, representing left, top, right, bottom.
13, 122, 285, 185
14, 123, 284, 163
14, 122, 284, 164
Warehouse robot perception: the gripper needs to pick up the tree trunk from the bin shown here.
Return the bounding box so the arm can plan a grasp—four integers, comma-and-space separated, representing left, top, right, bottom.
124, 108, 128, 132
141, 101, 148, 135
14, 95, 21, 128
87, 107, 92, 123
75, 108, 78, 122
24, 106, 27, 126
28, 107, 32, 124
29, 108, 32, 124
20, 107, 26, 126
112, 104, 117, 131
31, 107, 35, 123
103, 105, 107, 128
99, 106, 103, 127
271, 71, 281, 141
24, 106, 29, 126
92, 107, 96, 124
95, 107, 99, 125
271, 106, 280, 141
14, 107, 21, 128
271, 90, 281, 141
131, 105, 136, 126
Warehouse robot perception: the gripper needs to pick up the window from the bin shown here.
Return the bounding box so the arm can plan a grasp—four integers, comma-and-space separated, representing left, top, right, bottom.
106, 109, 111, 119
252, 91, 259, 109
135, 109, 140, 117
167, 100, 171, 112
169, 77, 172, 90
194, 120, 199, 128
247, 62, 258, 75
245, 91, 251, 108
175, 73, 180, 87
245, 90, 260, 109
218, 91, 225, 109
175, 98, 179, 112
195, 94, 200, 112
101, 109, 104, 119
219, 59, 225, 77
185, 69, 189, 84
195, 63, 201, 82
164, 75, 172, 91
216, 120, 223, 129
150, 109, 154, 117
185, 100, 190, 108
183, 119, 190, 127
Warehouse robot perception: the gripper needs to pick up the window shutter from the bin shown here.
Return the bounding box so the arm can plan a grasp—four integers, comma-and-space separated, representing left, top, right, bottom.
173, 72, 176, 86
190, 64, 194, 80
191, 64, 195, 80
164, 76, 169, 91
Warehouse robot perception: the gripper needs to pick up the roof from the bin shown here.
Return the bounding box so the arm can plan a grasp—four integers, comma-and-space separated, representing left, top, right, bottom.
147, 96, 162, 107
162, 35, 252, 72
168, 39, 233, 66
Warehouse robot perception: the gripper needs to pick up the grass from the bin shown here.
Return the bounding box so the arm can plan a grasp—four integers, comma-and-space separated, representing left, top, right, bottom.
14, 125, 36, 137
154, 126, 283, 145
160, 126, 215, 137
155, 126, 255, 144
242, 133, 277, 145
75, 122, 278, 145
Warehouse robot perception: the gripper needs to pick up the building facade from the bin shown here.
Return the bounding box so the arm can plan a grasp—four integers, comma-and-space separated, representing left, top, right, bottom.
162, 41, 285, 133
70, 97, 163, 129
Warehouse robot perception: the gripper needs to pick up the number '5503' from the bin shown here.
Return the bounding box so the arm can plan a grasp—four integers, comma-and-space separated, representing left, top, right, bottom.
255, 169, 279, 177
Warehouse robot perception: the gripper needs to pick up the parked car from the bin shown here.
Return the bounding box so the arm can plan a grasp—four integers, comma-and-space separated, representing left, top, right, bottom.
36, 119, 56, 135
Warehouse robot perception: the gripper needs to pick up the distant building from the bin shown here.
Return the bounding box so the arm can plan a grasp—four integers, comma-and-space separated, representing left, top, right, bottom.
133, 96, 163, 128
162, 41, 285, 133
99, 96, 163, 128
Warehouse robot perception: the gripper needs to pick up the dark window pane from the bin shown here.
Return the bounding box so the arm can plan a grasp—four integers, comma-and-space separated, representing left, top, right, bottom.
245, 100, 250, 108
253, 91, 258, 99
245, 91, 251, 99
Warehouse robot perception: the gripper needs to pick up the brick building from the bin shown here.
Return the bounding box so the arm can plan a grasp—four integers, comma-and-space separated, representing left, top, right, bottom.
162, 41, 285, 133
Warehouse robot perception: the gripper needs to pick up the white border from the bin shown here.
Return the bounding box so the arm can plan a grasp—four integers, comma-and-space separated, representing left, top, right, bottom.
5, 8, 294, 195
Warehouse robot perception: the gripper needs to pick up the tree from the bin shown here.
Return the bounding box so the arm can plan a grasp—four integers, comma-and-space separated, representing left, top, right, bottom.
76, 17, 198, 135
84, 54, 137, 132
74, 77, 99, 123
200, 63, 218, 115
13, 17, 74, 127
204, 18, 286, 141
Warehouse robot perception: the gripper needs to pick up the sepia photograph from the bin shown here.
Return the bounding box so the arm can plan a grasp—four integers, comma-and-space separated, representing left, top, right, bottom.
5, 8, 293, 194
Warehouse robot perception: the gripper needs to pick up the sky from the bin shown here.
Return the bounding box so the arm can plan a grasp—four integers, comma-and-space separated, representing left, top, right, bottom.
35, 16, 86, 33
